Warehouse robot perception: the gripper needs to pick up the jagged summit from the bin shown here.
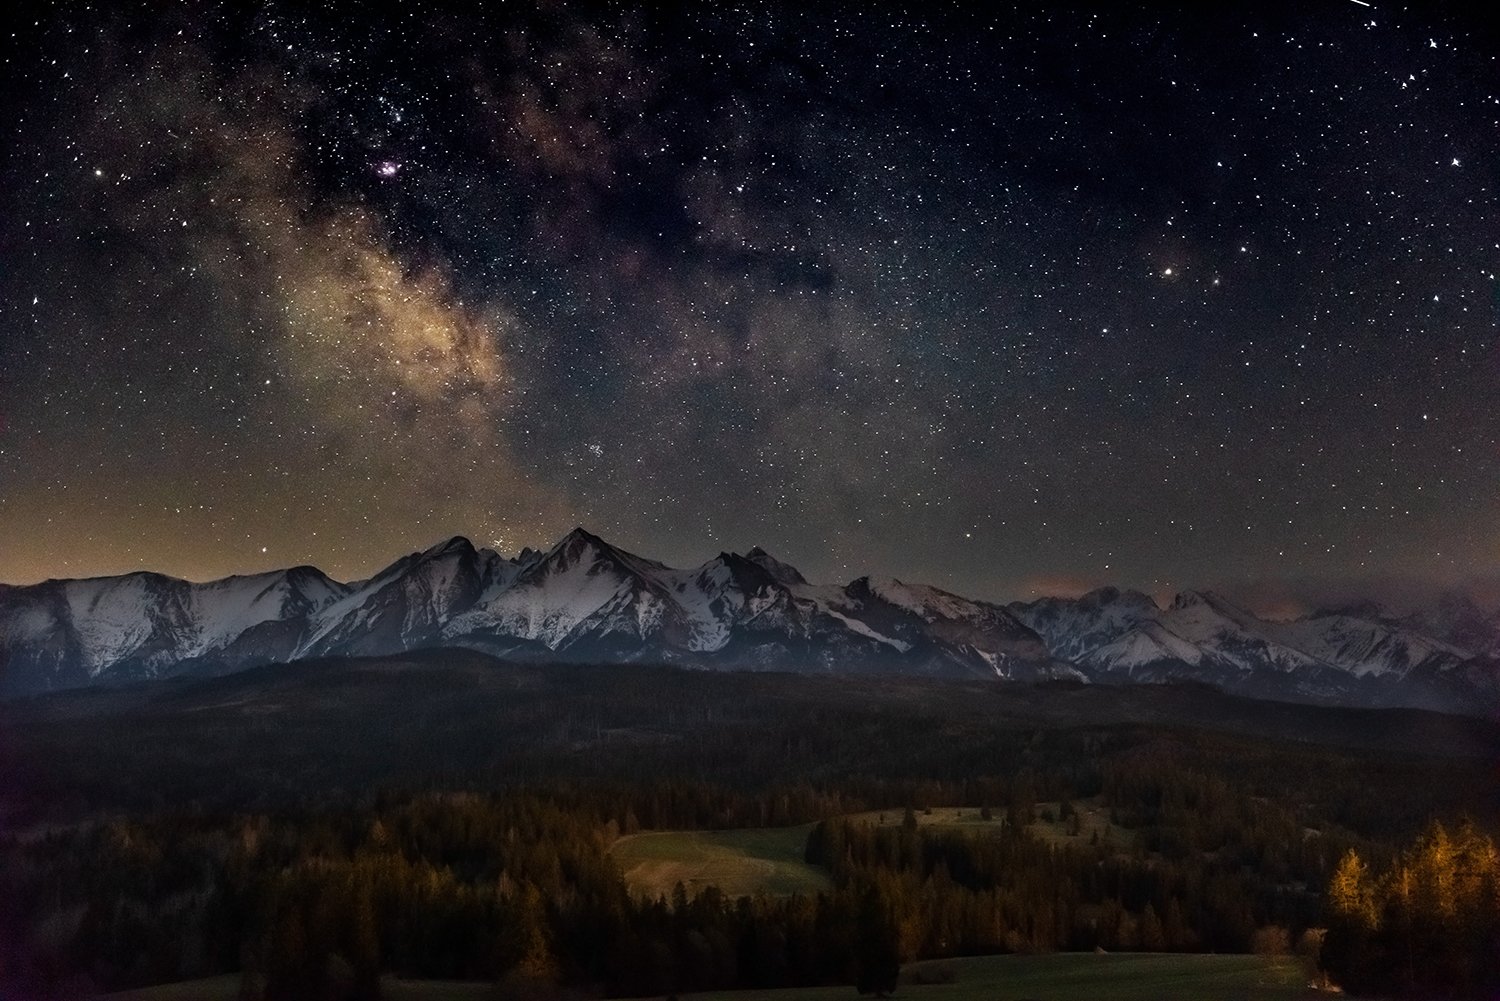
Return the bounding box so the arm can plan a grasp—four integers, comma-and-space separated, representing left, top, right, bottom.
547, 526, 607, 563
743, 545, 807, 586
557, 525, 605, 547
422, 535, 478, 557
1170, 589, 1238, 612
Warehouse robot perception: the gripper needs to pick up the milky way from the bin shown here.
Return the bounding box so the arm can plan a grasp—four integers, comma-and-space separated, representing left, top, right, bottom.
0, 3, 1496, 604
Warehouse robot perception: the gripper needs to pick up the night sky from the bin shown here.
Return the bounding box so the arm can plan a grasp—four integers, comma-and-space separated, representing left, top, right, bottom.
1, 2, 1496, 605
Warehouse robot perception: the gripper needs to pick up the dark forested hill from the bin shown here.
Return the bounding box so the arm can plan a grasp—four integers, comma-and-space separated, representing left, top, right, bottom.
2, 653, 1497, 999
3, 650, 1495, 824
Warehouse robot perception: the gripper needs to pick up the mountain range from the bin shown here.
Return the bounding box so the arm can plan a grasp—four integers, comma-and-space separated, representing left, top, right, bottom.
1, 528, 1496, 713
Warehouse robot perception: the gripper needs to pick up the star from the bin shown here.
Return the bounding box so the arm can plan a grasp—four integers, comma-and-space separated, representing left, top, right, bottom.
0, 1, 1490, 606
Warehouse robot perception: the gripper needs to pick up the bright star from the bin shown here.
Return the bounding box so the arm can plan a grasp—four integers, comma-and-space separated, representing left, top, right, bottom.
375, 160, 401, 178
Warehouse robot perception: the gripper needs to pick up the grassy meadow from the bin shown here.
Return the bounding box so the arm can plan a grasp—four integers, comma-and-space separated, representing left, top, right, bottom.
683, 953, 1313, 1000
610, 824, 832, 900
99, 954, 1314, 1001
100, 976, 494, 1000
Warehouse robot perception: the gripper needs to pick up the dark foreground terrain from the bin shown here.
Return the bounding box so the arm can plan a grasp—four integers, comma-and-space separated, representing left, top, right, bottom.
1, 652, 1496, 998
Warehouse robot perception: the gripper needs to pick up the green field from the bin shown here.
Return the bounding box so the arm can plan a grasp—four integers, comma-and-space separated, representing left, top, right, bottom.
100, 976, 493, 1000
613, 805, 1137, 904
98, 976, 240, 1001
682, 953, 1313, 1001
100, 954, 1312, 1001
1029, 799, 1136, 849
611, 824, 832, 900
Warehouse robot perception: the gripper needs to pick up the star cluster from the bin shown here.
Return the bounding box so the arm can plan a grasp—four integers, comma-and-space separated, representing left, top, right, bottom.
0, 2, 1495, 604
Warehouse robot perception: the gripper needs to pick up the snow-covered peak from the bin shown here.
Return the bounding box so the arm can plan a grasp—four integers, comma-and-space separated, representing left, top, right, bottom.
1268, 613, 1466, 680
1169, 589, 1239, 614
1402, 590, 1498, 653
283, 562, 346, 594
421, 535, 477, 558
1164, 590, 1254, 636
1090, 620, 1207, 673
537, 527, 669, 581
1167, 590, 1272, 635
852, 576, 988, 625
688, 552, 775, 597
59, 573, 182, 672
552, 525, 604, 553
1009, 586, 1162, 663
1160, 592, 1325, 674
744, 546, 807, 586
447, 529, 670, 650
189, 566, 346, 653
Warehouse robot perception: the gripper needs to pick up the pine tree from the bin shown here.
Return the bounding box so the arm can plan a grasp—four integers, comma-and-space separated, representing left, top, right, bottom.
853, 884, 900, 997
1327, 849, 1376, 928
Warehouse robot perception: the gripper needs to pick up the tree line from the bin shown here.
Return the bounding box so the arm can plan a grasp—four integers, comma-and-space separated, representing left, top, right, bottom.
1322, 820, 1500, 998
2, 756, 1418, 999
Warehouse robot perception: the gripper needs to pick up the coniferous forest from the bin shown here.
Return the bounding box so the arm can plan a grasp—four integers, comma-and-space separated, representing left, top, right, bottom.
1, 655, 1496, 998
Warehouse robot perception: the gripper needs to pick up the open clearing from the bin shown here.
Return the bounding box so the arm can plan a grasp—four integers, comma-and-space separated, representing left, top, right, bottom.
100, 976, 493, 1000
100, 954, 1313, 1001
610, 824, 831, 900
684, 953, 1312, 1000
1029, 799, 1136, 849
614, 803, 1135, 903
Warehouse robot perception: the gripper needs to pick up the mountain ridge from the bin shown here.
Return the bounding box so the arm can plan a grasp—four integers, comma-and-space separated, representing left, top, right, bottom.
2, 530, 1496, 713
